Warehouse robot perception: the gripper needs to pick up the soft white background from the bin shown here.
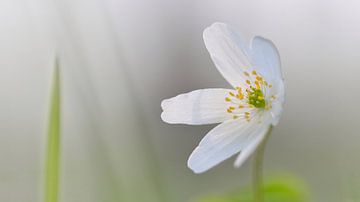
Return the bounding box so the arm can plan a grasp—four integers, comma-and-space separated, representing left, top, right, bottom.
1, 0, 360, 201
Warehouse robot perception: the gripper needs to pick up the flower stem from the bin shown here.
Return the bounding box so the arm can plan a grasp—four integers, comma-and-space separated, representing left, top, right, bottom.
252, 125, 273, 202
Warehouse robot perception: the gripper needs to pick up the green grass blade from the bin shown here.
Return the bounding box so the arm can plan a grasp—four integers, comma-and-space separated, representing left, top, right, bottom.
44, 59, 61, 202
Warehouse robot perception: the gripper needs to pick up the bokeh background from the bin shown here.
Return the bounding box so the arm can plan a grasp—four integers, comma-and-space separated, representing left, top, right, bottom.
1, 0, 360, 201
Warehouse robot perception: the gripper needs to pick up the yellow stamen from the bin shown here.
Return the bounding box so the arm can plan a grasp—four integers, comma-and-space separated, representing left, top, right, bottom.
256, 76, 263, 81
236, 94, 244, 100
255, 81, 261, 89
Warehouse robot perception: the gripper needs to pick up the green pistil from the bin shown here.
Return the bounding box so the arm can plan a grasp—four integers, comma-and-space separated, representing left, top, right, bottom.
247, 87, 266, 109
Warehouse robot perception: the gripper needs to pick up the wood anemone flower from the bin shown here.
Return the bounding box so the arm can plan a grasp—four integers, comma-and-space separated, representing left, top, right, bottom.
161, 23, 284, 174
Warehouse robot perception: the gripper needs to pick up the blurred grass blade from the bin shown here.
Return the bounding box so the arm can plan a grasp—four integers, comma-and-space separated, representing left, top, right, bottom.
44, 59, 61, 202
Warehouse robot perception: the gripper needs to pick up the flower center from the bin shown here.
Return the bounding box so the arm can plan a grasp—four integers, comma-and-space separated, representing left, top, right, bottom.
247, 87, 265, 109
225, 70, 274, 121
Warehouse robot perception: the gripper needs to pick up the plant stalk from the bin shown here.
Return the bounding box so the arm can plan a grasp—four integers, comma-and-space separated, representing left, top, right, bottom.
253, 125, 273, 202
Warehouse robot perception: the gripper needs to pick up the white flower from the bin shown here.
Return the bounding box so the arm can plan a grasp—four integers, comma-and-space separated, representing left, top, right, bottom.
161, 22, 284, 174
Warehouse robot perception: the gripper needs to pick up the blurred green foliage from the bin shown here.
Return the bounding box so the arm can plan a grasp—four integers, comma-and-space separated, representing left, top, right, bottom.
193, 174, 309, 202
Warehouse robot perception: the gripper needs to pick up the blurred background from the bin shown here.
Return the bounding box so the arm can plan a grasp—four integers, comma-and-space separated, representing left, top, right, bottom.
1, 0, 360, 201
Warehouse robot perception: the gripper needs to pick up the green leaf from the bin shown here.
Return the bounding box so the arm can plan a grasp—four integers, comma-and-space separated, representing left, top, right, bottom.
193, 174, 310, 202
44, 58, 61, 202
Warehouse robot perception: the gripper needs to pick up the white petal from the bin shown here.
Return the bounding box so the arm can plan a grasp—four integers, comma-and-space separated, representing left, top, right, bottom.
249, 36, 285, 116
161, 88, 233, 125
269, 92, 284, 125
203, 23, 252, 88
234, 125, 270, 168
250, 36, 283, 85
265, 79, 285, 125
187, 117, 266, 174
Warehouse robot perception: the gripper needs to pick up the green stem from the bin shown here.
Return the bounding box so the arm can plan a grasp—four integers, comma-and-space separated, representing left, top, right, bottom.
44, 59, 61, 202
253, 125, 273, 202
